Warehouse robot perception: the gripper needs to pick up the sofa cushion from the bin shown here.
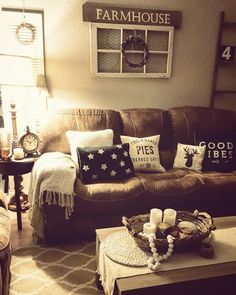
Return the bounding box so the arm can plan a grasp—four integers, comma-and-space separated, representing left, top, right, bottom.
195, 170, 236, 184
195, 134, 235, 172
66, 129, 114, 163
137, 169, 205, 211
77, 143, 135, 184
194, 171, 236, 207
173, 143, 206, 171
137, 169, 203, 196
74, 175, 144, 202
120, 134, 166, 172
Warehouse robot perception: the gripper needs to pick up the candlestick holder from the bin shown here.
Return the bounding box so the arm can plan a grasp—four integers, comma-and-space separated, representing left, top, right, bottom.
156, 222, 169, 238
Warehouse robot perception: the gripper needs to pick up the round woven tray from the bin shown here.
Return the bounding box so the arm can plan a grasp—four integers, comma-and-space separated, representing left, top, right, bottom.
104, 230, 150, 266
122, 210, 215, 253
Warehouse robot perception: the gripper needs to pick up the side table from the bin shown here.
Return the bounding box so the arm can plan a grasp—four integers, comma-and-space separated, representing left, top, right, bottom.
0, 158, 36, 230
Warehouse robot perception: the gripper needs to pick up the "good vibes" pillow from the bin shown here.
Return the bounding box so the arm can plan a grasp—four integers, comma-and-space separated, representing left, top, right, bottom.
195, 134, 235, 172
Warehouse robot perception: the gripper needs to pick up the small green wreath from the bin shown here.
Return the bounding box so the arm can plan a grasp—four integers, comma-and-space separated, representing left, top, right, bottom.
121, 35, 149, 68
15, 22, 36, 45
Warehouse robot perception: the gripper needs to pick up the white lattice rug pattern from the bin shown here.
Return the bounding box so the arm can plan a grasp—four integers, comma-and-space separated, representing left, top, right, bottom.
10, 241, 102, 295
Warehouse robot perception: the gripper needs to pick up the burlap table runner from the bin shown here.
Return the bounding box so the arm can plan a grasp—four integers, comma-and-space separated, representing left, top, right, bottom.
98, 226, 236, 295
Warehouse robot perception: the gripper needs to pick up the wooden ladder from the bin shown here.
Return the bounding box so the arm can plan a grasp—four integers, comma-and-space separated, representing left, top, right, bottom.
210, 12, 236, 108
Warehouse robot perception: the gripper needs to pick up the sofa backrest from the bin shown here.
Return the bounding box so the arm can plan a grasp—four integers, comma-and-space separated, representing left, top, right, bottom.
119, 108, 171, 150
40, 106, 235, 169
119, 108, 173, 169
40, 108, 122, 154
168, 106, 236, 147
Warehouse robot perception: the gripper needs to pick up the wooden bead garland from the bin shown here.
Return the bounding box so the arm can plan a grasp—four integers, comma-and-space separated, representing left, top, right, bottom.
147, 233, 175, 271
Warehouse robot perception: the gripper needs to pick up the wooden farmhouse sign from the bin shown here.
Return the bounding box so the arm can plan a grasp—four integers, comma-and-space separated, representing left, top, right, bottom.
83, 3, 182, 27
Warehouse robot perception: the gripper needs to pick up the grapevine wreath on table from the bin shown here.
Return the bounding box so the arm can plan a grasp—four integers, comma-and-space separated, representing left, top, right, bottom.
121, 33, 149, 68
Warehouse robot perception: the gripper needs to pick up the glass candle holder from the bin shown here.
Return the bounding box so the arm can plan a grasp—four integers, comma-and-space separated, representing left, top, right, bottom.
156, 222, 170, 238
0, 129, 12, 161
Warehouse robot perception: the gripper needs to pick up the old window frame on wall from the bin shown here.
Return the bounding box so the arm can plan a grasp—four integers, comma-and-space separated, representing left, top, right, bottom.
90, 23, 174, 78
83, 2, 181, 79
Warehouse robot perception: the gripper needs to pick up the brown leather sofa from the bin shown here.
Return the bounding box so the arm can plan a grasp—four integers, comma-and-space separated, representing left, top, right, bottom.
36, 106, 236, 243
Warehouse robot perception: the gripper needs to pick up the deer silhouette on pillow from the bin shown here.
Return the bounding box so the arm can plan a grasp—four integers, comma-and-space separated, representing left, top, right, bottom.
183, 147, 199, 167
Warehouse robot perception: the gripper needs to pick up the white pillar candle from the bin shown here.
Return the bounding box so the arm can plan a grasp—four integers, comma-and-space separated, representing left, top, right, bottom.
150, 208, 163, 226
163, 208, 177, 226
13, 148, 25, 160
143, 222, 156, 235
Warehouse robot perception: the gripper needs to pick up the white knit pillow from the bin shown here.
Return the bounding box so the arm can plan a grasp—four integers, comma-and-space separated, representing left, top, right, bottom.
66, 129, 114, 163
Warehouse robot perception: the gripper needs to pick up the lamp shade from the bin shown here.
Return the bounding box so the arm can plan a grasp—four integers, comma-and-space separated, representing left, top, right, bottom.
0, 54, 34, 86
36, 74, 49, 96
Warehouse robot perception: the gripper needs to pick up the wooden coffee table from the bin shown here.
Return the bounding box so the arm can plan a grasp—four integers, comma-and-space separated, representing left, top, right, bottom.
96, 216, 236, 295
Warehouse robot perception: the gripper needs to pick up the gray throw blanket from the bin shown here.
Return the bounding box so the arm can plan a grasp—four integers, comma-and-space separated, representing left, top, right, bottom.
28, 152, 77, 242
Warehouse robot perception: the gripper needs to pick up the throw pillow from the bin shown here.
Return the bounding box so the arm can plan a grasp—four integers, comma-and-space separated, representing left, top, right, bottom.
77, 143, 135, 184
120, 135, 166, 172
173, 143, 206, 171
195, 134, 235, 172
66, 129, 114, 163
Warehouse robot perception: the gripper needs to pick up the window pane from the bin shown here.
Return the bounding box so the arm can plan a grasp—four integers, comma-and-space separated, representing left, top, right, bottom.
122, 53, 144, 73
147, 31, 169, 51
146, 53, 167, 73
98, 52, 120, 73
97, 28, 120, 50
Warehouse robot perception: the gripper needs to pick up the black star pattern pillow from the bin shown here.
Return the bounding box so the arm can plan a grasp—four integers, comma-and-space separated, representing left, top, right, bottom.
195, 134, 236, 172
76, 143, 135, 184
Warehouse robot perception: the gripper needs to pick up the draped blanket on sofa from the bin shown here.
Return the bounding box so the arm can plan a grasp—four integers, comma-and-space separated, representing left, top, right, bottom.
28, 152, 77, 241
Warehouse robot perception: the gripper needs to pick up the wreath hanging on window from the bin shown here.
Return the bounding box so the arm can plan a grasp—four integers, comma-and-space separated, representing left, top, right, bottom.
121, 34, 149, 68
16, 22, 37, 45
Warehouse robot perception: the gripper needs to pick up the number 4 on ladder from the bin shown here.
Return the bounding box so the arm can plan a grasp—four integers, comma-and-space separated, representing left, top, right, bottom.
220, 45, 235, 61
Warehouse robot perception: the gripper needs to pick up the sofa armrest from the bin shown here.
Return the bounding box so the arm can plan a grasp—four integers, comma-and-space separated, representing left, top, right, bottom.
0, 190, 7, 210
0, 206, 10, 251
0, 204, 11, 295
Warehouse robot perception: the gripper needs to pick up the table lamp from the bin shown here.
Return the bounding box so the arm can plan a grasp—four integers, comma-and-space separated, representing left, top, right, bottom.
36, 73, 49, 109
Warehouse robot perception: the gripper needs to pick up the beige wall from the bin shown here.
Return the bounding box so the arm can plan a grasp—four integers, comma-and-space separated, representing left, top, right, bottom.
1, 0, 236, 111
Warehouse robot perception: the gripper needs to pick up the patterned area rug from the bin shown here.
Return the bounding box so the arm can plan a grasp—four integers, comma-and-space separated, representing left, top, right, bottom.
10, 241, 103, 295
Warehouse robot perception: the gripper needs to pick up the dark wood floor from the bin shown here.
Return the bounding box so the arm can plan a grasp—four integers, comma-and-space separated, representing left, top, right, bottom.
9, 210, 34, 251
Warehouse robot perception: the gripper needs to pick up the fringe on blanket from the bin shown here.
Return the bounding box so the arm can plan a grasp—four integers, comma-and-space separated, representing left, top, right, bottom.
40, 190, 75, 219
